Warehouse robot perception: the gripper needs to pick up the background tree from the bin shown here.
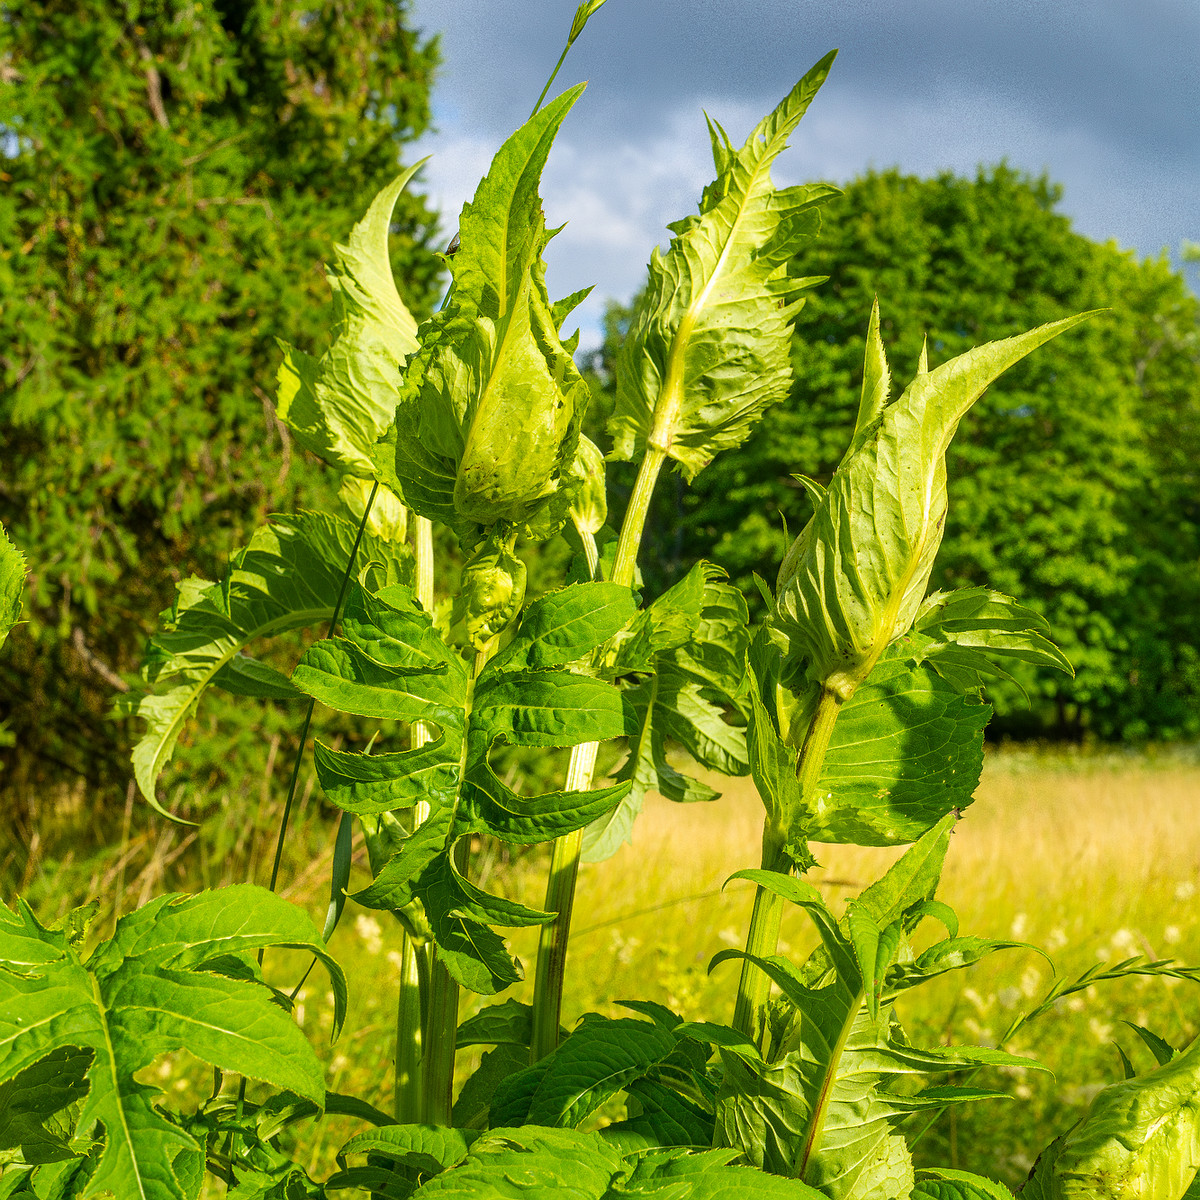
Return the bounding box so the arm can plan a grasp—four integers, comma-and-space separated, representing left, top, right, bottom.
588, 167, 1200, 741
0, 0, 443, 846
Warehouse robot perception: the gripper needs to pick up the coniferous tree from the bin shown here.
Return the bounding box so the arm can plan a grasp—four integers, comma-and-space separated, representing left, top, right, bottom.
0, 0, 443, 816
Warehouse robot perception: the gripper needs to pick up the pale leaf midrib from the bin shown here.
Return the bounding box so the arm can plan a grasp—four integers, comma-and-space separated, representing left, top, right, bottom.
650, 134, 788, 454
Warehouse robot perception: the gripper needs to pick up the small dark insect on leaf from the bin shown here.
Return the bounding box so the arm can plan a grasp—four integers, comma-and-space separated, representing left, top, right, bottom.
446, 230, 460, 256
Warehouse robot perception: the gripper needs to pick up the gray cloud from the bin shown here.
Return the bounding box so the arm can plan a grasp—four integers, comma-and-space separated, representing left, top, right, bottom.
407, 0, 1200, 345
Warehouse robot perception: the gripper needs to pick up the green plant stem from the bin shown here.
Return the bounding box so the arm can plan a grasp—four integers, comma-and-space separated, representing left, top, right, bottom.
395, 512, 436, 1122
422, 641, 494, 1124
530, 43, 570, 118
528, 446, 668, 1061
422, 834, 470, 1125
732, 687, 843, 1046
393, 930, 427, 1121
230, 482, 378, 1165
528, 742, 599, 1062
611, 446, 666, 590
731, 832, 791, 1047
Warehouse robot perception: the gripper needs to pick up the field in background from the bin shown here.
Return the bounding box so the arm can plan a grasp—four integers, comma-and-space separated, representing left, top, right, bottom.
19, 748, 1200, 1189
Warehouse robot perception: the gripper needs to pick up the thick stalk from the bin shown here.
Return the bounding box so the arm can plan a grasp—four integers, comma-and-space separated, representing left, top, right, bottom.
528, 742, 599, 1062
394, 513, 436, 1121
731, 831, 791, 1047
393, 933, 427, 1120
732, 687, 843, 1047
528, 447, 668, 1061
421, 641, 492, 1124
421, 835, 471, 1124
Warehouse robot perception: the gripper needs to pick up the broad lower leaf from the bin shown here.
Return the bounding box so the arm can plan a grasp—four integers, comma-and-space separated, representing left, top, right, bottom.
610, 55, 838, 480
339, 1125, 480, 1177
125, 512, 411, 818
621, 1147, 829, 1198
275, 166, 422, 477
0, 523, 25, 652
0, 888, 345, 1200
491, 1015, 678, 1130
808, 652, 991, 845
394, 87, 594, 539
408, 1127, 624, 1200
774, 303, 1093, 703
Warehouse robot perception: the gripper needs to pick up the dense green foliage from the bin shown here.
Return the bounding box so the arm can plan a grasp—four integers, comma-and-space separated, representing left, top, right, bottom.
0, 0, 442, 814
5, 8, 1200, 1197
592, 168, 1200, 742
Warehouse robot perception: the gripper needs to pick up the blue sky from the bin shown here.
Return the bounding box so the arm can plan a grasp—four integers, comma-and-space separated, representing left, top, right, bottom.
406, 0, 1199, 351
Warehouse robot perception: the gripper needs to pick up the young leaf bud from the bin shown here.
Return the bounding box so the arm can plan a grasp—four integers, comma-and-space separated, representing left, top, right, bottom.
462, 528, 527, 651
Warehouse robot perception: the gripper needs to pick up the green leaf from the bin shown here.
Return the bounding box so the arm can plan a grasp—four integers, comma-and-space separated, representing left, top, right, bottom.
0, 523, 26, 652
339, 1125, 479, 1176
911, 587, 1073, 698
583, 565, 750, 862
774, 305, 1094, 701
486, 582, 636, 674
408, 1127, 624, 1200
322, 811, 354, 941
912, 1168, 1015, 1198
809, 654, 991, 845
0, 1046, 92, 1165
610, 55, 838, 479
126, 512, 411, 818
313, 736, 461, 816
453, 1043, 529, 1131
623, 1147, 829, 1198
394, 87, 593, 538
491, 1015, 678, 1130
1025, 1033, 1200, 1200
0, 888, 345, 1200
274, 165, 422, 477
462, 671, 632, 843
608, 1076, 715, 1149
1123, 1022, 1179, 1068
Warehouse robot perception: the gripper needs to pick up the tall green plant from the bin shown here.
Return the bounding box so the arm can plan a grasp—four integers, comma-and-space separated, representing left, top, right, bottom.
7, 11, 1200, 1200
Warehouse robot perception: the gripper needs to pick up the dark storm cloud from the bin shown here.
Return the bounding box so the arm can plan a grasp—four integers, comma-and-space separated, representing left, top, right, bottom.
407, 0, 1199, 346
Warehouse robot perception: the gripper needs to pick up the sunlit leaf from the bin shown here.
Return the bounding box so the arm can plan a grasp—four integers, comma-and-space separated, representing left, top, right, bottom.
611, 54, 838, 480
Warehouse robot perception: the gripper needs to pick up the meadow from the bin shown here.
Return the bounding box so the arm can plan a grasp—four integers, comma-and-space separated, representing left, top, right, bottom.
19, 747, 1198, 1191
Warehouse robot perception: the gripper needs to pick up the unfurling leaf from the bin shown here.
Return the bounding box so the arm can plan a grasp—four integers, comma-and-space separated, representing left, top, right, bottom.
275, 165, 423, 477
610, 53, 838, 480
0, 889, 345, 1200
774, 301, 1093, 705
394, 87, 595, 541
462, 527, 528, 650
